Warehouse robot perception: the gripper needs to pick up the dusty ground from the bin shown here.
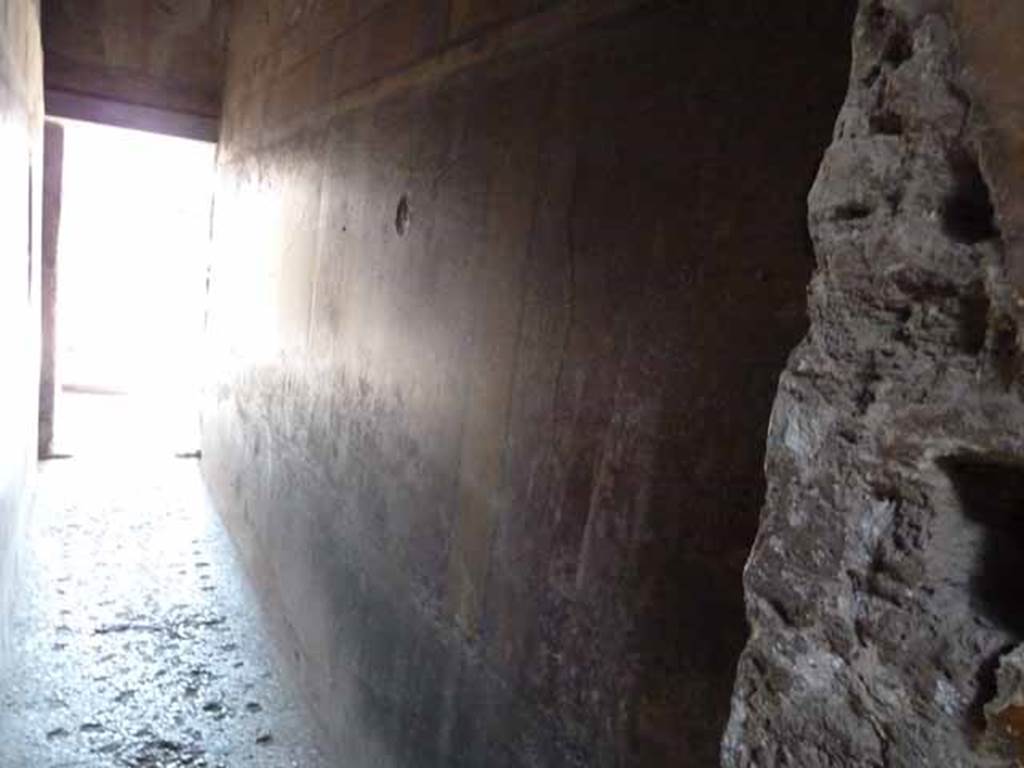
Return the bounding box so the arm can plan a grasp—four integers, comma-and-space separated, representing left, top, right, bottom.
0, 456, 327, 767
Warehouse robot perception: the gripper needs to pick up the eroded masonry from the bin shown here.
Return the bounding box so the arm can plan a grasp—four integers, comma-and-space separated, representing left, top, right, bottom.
725, 0, 1024, 765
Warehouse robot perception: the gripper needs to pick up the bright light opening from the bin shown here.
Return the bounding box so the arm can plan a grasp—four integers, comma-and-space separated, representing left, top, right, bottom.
52, 120, 215, 456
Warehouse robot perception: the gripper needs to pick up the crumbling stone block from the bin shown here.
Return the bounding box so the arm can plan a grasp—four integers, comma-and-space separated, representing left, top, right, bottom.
724, 0, 1024, 765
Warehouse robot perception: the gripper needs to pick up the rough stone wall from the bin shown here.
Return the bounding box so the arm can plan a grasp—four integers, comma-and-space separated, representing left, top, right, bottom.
724, 1, 1024, 765
0, 0, 44, 658
202, 1, 853, 765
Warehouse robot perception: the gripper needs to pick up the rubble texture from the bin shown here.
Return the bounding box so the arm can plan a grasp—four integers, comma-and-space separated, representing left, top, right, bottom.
724, 1, 1024, 766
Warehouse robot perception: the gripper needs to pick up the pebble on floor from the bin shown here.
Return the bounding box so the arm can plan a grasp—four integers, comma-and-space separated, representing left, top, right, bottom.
0, 456, 328, 767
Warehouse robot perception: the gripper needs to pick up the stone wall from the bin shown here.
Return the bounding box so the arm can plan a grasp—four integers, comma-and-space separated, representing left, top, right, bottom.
0, 0, 44, 659
201, 0, 854, 765
41, 0, 228, 138
725, 0, 1024, 765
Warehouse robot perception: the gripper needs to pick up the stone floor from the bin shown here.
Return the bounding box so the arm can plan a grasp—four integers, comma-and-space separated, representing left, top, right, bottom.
0, 456, 328, 767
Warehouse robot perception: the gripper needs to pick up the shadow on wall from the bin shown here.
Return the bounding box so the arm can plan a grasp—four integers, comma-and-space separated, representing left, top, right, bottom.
940, 456, 1024, 729
942, 458, 1024, 640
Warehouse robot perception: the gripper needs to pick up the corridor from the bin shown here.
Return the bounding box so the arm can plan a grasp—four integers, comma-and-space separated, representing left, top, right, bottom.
0, 456, 326, 766
1, 0, 1019, 764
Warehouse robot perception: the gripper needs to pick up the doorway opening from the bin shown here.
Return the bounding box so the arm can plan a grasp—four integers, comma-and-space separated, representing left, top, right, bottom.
43, 119, 215, 458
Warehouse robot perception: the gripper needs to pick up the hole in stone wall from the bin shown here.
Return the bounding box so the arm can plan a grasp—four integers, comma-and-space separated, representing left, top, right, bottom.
867, 1, 913, 67
867, 0, 892, 33
882, 28, 913, 67
942, 149, 999, 244
940, 457, 1024, 639
833, 202, 874, 221
869, 110, 904, 136
854, 353, 881, 414
886, 189, 904, 216
958, 288, 990, 356
939, 455, 1024, 731
395, 194, 411, 237
862, 65, 882, 87
991, 318, 1020, 389
970, 642, 1020, 731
